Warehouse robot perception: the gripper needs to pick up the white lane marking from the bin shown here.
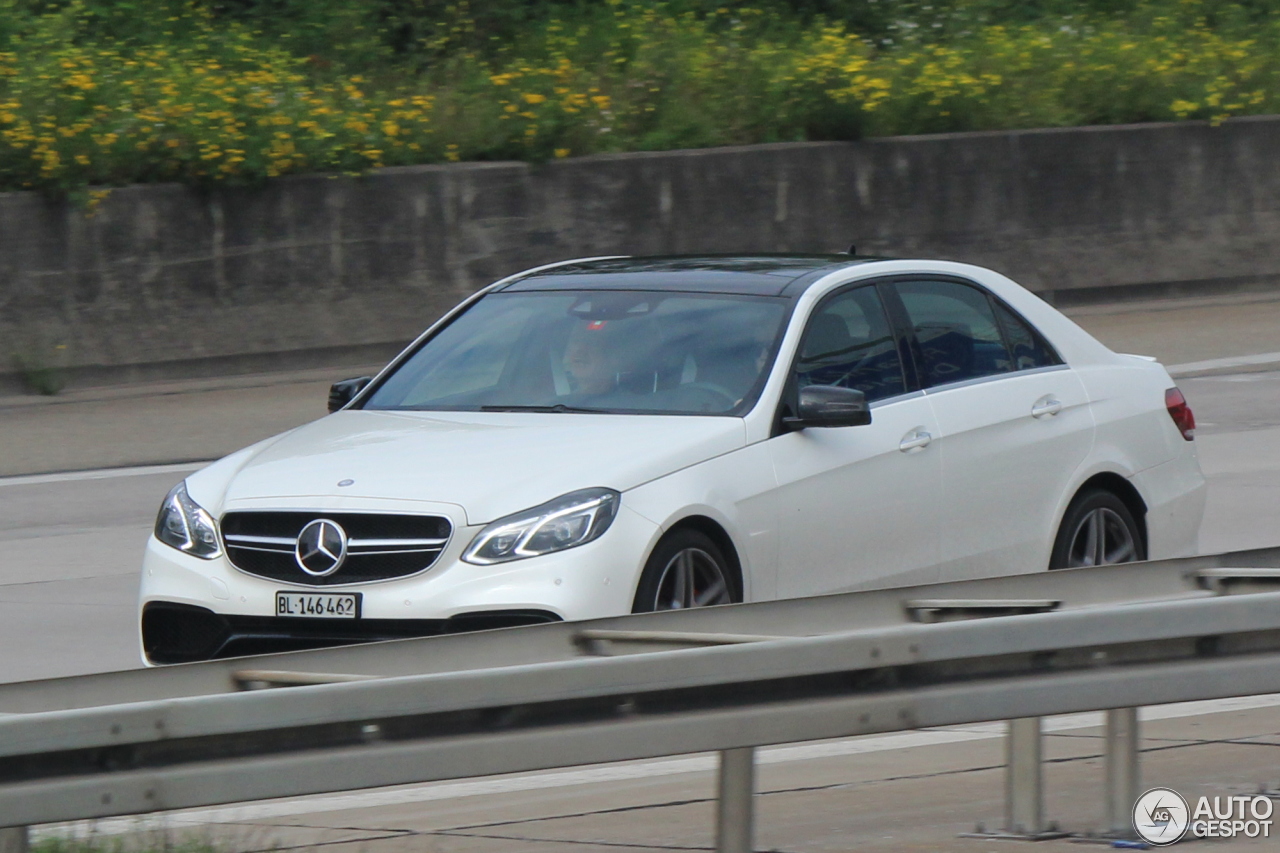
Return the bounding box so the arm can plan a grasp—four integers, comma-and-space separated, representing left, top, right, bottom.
40, 693, 1280, 836
1169, 351, 1280, 377
0, 461, 209, 488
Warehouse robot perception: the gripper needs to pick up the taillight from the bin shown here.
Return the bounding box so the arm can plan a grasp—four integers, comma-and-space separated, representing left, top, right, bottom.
1165, 387, 1195, 441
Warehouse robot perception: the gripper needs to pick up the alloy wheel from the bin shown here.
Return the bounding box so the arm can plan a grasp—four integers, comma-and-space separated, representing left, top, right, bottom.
652, 547, 733, 610
1065, 507, 1138, 567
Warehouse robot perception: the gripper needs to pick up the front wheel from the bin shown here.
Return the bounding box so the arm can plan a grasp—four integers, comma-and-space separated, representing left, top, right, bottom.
1049, 489, 1144, 569
632, 528, 739, 613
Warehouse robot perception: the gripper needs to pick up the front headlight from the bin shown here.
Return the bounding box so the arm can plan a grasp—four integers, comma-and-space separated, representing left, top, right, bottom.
463, 488, 620, 565
154, 481, 222, 559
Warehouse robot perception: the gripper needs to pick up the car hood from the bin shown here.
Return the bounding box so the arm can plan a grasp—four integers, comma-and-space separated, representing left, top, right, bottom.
211, 410, 747, 524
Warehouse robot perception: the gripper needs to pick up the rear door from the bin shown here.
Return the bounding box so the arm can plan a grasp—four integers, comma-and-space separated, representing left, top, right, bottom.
770, 282, 943, 596
888, 278, 1094, 580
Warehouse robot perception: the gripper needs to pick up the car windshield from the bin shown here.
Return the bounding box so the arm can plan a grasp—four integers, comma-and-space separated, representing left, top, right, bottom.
363, 290, 791, 415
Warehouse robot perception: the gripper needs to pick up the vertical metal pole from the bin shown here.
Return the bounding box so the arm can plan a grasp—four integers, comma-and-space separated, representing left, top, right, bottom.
717, 747, 756, 853
1105, 707, 1141, 836
1006, 717, 1044, 835
0, 828, 28, 853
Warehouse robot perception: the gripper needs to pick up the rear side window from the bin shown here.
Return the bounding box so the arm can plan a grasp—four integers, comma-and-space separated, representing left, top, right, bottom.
795, 285, 907, 402
994, 302, 1062, 371
895, 280, 1012, 387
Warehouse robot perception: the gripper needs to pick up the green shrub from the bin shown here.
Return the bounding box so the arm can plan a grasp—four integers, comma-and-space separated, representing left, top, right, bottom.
0, 0, 1279, 194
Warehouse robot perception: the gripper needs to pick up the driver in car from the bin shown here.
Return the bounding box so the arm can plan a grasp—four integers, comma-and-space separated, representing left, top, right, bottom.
563, 319, 624, 397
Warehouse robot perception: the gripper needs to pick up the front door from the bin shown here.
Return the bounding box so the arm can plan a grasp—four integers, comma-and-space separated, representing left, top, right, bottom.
770, 283, 943, 597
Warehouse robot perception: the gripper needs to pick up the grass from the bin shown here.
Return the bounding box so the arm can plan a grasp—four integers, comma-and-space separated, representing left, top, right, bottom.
30, 822, 291, 853
0, 0, 1279, 194
11, 350, 66, 396
33, 833, 227, 853
35, 840, 220, 853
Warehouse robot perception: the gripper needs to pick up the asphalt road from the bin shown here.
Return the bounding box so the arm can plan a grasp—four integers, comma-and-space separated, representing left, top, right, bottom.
2, 295, 1277, 850
0, 463, 201, 682
4, 369, 1280, 851
50, 698, 1280, 852
1, 370, 1279, 684
4, 292, 1280, 479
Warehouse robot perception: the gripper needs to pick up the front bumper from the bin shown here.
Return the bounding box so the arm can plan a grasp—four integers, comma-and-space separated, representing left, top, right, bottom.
139, 505, 659, 664
140, 601, 562, 663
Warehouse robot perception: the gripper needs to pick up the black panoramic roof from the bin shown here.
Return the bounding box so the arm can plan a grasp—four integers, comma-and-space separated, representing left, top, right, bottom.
499, 255, 877, 297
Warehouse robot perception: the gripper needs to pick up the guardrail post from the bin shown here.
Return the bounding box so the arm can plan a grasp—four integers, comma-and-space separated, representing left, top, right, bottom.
1105, 707, 1140, 836
717, 747, 755, 853
0, 827, 28, 853
1006, 717, 1044, 835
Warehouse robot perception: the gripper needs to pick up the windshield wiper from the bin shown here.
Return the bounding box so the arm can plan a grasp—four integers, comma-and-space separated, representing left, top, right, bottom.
479, 404, 612, 414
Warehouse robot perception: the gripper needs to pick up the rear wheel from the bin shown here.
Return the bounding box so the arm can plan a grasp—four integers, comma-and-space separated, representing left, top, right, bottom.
632, 528, 739, 613
1049, 489, 1144, 569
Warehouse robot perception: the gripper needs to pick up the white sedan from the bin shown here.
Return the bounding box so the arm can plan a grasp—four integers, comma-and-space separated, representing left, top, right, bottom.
139, 255, 1205, 663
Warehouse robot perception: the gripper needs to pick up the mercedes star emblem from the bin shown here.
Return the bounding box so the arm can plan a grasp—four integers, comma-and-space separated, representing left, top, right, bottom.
295, 518, 348, 577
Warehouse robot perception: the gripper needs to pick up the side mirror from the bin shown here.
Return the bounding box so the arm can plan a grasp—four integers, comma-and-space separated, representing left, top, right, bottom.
328, 376, 372, 413
783, 385, 871, 431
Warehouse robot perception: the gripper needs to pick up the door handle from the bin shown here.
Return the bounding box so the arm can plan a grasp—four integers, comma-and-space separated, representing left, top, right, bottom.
1031, 396, 1063, 418
899, 428, 933, 452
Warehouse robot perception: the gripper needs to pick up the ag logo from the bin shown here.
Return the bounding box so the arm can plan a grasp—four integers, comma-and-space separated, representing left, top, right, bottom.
295, 518, 348, 577
1134, 787, 1190, 846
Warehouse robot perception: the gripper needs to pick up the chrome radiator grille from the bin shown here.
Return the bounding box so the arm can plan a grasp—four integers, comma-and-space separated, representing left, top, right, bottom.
221, 511, 452, 586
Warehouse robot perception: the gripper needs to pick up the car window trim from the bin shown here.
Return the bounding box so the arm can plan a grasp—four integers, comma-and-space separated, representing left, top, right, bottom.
347, 257, 627, 411
769, 279, 919, 436
870, 388, 927, 408
796, 280, 917, 394
876, 273, 1068, 392
943, 275, 1065, 368
362, 288, 801, 418
875, 279, 925, 392
979, 289, 1019, 368
990, 294, 1066, 369
919, 363, 1071, 396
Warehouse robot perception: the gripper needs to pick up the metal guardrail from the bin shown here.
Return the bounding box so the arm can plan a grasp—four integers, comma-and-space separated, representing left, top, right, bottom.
2, 545, 1280, 851
5, 545, 1277, 715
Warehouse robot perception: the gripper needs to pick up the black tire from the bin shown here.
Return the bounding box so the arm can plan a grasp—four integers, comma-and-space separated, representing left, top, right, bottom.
1049, 488, 1145, 570
632, 528, 740, 613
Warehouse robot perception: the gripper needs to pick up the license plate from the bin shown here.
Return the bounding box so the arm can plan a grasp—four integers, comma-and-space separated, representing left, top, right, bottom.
275, 592, 362, 619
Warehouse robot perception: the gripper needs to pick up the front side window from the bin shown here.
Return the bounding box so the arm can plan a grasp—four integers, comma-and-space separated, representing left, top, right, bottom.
363, 290, 790, 415
794, 285, 907, 402
895, 280, 1013, 387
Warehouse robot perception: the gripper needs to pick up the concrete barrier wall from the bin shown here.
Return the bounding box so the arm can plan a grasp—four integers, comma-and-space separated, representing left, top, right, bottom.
4, 115, 1280, 390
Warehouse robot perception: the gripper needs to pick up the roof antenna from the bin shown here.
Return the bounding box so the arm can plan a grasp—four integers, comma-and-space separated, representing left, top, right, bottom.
847, 243, 857, 256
